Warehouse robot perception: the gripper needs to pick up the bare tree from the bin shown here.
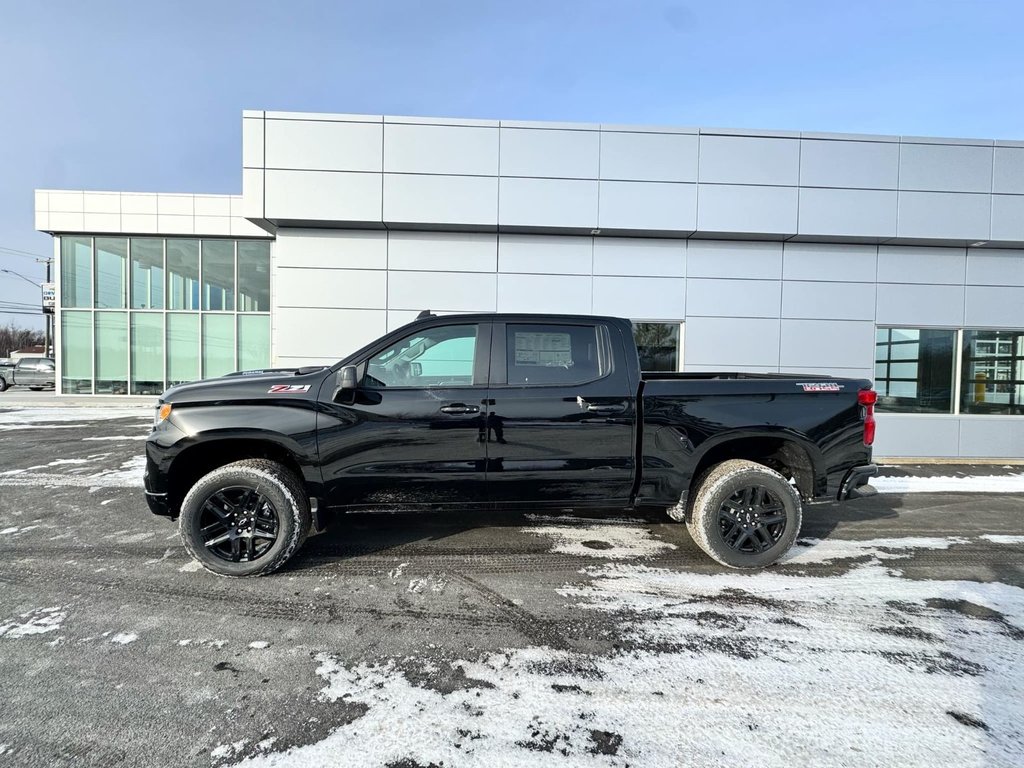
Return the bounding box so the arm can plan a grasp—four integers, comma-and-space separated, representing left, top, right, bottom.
0, 322, 44, 358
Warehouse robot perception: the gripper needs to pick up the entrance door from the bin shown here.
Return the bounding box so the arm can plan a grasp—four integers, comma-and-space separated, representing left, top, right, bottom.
317, 322, 490, 509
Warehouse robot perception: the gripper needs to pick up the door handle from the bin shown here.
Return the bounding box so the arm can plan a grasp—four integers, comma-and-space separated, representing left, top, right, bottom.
440, 404, 480, 415
584, 401, 627, 415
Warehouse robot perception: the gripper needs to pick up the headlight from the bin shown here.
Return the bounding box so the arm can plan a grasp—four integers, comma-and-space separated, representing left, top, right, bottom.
154, 402, 172, 426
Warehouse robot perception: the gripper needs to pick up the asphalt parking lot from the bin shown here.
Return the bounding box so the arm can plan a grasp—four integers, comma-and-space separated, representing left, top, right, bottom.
0, 406, 1022, 767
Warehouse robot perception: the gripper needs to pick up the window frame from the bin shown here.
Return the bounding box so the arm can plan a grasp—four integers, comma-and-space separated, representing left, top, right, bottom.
356, 322, 490, 390
631, 319, 684, 373
874, 326, 958, 414
489, 321, 613, 389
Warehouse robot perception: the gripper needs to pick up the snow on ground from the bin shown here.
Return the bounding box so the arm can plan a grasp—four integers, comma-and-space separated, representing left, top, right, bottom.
0, 607, 66, 638
873, 472, 1024, 494
522, 522, 677, 560
782, 536, 968, 564
227, 536, 1024, 768
0, 455, 146, 488
981, 535, 1024, 545
0, 407, 150, 430
109, 632, 139, 645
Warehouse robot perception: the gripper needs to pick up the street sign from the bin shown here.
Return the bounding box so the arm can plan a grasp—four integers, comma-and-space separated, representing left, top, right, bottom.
41, 282, 55, 314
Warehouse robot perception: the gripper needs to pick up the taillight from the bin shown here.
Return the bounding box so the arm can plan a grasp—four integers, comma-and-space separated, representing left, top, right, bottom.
858, 389, 877, 446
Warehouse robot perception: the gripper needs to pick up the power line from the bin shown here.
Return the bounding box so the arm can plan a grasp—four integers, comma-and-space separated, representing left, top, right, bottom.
0, 245, 51, 260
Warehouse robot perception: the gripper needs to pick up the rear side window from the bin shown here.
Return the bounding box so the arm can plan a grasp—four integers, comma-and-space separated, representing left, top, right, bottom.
506, 323, 608, 386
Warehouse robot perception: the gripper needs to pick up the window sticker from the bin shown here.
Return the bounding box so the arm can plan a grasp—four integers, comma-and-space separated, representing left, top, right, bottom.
514, 332, 572, 367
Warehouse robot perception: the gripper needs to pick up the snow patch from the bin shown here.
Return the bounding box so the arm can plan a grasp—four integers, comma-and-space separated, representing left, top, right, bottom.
248, 641, 270, 650
179, 560, 203, 573
110, 632, 138, 645
0, 606, 66, 638
82, 435, 149, 441
980, 535, 1024, 545
0, 454, 147, 489
872, 473, 1024, 494
783, 536, 968, 564
523, 523, 677, 560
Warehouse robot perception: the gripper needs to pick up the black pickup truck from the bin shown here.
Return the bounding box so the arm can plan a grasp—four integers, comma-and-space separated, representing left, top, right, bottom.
144, 313, 877, 577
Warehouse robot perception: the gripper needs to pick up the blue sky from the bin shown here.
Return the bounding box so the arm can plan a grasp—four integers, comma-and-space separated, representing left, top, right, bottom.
2, 0, 1023, 328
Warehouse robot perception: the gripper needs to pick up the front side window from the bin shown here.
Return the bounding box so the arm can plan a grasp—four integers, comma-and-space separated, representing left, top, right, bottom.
960, 329, 1024, 415
874, 328, 956, 413
365, 324, 478, 388
506, 323, 606, 386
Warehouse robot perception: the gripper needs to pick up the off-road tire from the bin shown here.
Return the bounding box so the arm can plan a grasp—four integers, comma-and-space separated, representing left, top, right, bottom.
686, 459, 802, 569
179, 459, 311, 577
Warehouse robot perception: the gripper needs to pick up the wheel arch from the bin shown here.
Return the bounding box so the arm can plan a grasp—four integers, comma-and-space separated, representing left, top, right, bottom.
687, 431, 824, 503
166, 437, 309, 516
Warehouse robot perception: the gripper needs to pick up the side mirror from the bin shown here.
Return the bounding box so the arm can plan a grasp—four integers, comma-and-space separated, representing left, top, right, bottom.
339, 365, 358, 391
333, 365, 358, 403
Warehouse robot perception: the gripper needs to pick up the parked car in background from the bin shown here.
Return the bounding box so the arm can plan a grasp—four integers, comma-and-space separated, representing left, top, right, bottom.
6, 357, 56, 391
0, 358, 14, 391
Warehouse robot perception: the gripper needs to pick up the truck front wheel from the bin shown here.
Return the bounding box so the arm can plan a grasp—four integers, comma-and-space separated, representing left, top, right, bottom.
178, 459, 311, 577
686, 459, 801, 569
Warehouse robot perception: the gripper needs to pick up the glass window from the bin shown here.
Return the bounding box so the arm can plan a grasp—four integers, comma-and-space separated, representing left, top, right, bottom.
61, 311, 92, 393
131, 313, 164, 395
166, 240, 200, 310
130, 239, 164, 309
166, 313, 200, 386
237, 241, 270, 311
94, 238, 127, 309
237, 315, 270, 372
875, 328, 955, 413
365, 324, 478, 388
94, 311, 128, 394
506, 323, 606, 386
202, 314, 235, 378
960, 329, 1024, 415
633, 322, 682, 372
202, 240, 235, 311
60, 237, 92, 308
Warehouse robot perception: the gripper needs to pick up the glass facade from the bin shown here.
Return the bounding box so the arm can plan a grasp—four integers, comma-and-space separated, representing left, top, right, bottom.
874, 328, 956, 413
876, 326, 1024, 416
59, 237, 270, 394
960, 330, 1024, 415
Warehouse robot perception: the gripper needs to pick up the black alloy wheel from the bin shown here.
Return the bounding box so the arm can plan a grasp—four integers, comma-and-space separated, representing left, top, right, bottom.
717, 485, 788, 553
199, 486, 280, 563
685, 459, 803, 569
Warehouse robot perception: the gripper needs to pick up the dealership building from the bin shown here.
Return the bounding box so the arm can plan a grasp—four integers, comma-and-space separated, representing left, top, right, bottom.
34, 109, 1024, 458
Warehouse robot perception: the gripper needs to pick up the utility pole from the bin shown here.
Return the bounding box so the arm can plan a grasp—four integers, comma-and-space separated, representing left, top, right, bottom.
35, 257, 53, 357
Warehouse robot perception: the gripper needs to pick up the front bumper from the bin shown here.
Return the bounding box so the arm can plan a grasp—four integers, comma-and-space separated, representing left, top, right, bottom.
838, 463, 878, 500
143, 443, 175, 519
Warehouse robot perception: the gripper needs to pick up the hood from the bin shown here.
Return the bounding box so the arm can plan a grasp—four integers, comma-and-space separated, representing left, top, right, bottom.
161, 366, 332, 405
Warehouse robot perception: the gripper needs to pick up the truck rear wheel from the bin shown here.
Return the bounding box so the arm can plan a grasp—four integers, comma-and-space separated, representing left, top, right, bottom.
178, 459, 311, 577
686, 459, 801, 569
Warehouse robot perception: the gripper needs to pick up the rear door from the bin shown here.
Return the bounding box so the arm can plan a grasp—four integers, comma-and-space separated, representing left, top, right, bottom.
317, 321, 491, 509
485, 320, 636, 507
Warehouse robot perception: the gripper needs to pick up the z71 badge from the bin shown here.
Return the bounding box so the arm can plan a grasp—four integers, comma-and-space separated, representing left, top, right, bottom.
268, 384, 311, 394
797, 382, 844, 392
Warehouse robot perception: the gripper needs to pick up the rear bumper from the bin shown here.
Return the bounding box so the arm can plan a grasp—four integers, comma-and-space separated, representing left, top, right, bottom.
838, 463, 878, 500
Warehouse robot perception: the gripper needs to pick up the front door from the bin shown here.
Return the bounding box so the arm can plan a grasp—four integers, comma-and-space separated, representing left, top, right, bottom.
485, 320, 636, 507
317, 322, 490, 509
